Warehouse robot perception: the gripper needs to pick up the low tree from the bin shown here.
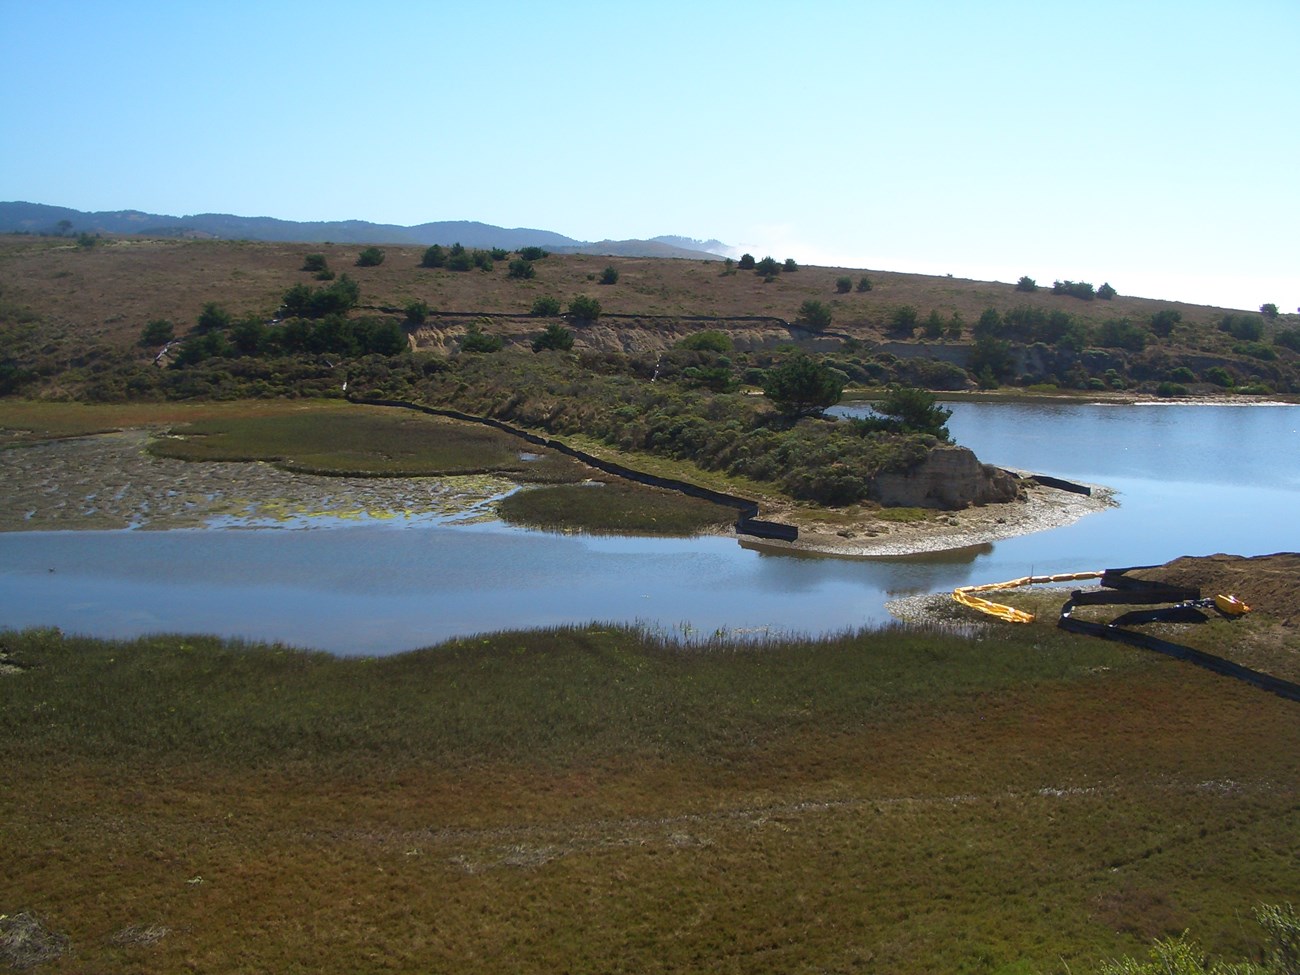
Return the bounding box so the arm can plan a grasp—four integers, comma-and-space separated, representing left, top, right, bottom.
140, 319, 174, 346
508, 258, 535, 279
518, 246, 548, 261
868, 386, 952, 440
761, 354, 843, 417
1098, 281, 1117, 300
531, 295, 562, 316
783, 258, 798, 272
196, 302, 232, 333
755, 256, 780, 279
738, 253, 756, 270
1260, 302, 1279, 319
856, 275, 873, 292
567, 294, 601, 322
229, 316, 268, 357
1053, 280, 1096, 300
532, 322, 574, 352
302, 253, 328, 273
1149, 308, 1182, 337
798, 299, 832, 331
599, 266, 619, 285
472, 250, 493, 271
460, 322, 503, 353
356, 247, 385, 267
404, 299, 430, 325
420, 244, 446, 268
888, 305, 919, 337
836, 276, 853, 294
1015, 275, 1037, 292
677, 330, 732, 353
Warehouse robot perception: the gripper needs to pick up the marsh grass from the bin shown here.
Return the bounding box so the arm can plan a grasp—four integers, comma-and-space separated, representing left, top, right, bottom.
3, 622, 1298, 973
138, 401, 587, 484
497, 480, 738, 535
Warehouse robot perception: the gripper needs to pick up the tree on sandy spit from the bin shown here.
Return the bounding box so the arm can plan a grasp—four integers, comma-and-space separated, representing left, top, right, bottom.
761, 353, 843, 418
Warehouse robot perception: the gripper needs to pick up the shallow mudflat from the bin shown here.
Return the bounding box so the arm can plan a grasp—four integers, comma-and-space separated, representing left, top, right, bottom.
0, 429, 515, 531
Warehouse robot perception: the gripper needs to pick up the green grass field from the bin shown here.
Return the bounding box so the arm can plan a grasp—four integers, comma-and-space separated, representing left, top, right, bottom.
2, 622, 1296, 974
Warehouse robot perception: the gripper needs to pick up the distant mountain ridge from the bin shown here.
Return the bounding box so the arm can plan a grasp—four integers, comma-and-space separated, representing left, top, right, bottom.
0, 202, 727, 260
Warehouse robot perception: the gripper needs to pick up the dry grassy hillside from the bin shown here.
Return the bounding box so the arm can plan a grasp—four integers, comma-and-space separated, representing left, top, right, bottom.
0, 234, 1242, 353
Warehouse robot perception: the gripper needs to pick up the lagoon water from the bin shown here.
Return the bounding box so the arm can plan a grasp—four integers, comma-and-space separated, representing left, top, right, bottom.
2, 402, 1296, 655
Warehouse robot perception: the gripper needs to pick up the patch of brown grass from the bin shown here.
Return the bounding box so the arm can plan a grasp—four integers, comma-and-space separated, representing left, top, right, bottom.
0, 235, 1241, 358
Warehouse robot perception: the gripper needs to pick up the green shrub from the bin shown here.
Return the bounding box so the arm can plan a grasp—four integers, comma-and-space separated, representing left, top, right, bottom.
1168, 366, 1196, 383
567, 294, 601, 322
1052, 280, 1095, 300
888, 305, 918, 337
1150, 308, 1181, 337
460, 323, 503, 353
1220, 313, 1264, 340
472, 250, 493, 271
678, 330, 732, 353
420, 244, 446, 268
755, 256, 780, 279
1234, 341, 1277, 360
518, 246, 548, 261
531, 296, 562, 317
1097, 281, 1117, 299
302, 253, 328, 272
1015, 275, 1036, 292
738, 253, 755, 270
196, 302, 232, 333
508, 259, 535, 279
404, 300, 430, 325
532, 323, 574, 352
140, 319, 175, 346
836, 276, 853, 293
355, 247, 385, 267
798, 299, 833, 331
599, 266, 619, 285
761, 353, 843, 416
856, 275, 873, 292
1203, 366, 1234, 387
783, 258, 798, 272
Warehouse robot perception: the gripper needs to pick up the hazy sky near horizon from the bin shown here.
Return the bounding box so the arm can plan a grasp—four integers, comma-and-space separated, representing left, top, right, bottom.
2, 0, 1296, 311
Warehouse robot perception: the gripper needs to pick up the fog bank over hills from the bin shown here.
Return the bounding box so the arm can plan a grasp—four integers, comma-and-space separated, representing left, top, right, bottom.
0, 202, 729, 261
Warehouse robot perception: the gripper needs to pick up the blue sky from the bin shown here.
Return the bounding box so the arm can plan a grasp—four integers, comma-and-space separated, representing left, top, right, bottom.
2, 0, 1296, 311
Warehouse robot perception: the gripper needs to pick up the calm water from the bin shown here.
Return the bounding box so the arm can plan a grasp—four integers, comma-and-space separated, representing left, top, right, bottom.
2, 402, 1296, 655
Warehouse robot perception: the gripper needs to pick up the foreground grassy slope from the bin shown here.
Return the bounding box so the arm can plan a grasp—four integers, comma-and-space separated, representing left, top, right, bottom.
3, 623, 1297, 974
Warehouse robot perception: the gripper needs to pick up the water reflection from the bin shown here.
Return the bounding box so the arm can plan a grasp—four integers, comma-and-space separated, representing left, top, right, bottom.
2, 402, 1297, 655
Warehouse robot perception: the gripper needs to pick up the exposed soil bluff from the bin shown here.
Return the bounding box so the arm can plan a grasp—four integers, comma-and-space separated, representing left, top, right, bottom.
869, 445, 1022, 509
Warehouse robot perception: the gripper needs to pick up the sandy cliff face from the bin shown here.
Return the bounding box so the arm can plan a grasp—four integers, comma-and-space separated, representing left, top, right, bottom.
869, 445, 1022, 509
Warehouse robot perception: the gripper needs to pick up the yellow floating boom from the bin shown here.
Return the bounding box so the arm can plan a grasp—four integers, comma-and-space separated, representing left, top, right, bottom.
953, 571, 1105, 623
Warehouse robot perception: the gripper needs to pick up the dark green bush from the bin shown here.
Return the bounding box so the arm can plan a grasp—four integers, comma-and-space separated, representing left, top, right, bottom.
531, 296, 562, 317
356, 247, 385, 267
